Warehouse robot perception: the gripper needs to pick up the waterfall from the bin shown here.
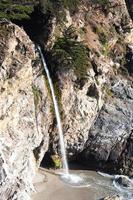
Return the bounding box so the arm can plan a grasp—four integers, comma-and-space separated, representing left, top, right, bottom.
37, 46, 95, 188
37, 46, 69, 175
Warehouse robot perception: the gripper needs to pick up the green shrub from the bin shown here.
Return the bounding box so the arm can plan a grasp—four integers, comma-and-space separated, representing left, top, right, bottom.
0, 23, 11, 38
40, 0, 80, 22
32, 85, 41, 108
48, 27, 90, 79
44, 74, 63, 116
117, 66, 129, 77
62, 0, 80, 14
0, 0, 38, 20
51, 155, 62, 169
93, 26, 110, 57
102, 42, 110, 57
79, 27, 87, 35
94, 26, 108, 45
92, 0, 110, 10
102, 85, 114, 100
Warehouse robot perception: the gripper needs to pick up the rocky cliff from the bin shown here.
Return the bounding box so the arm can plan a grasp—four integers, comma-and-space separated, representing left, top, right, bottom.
0, 0, 133, 199
79, 78, 133, 175
0, 21, 52, 200
42, 0, 133, 176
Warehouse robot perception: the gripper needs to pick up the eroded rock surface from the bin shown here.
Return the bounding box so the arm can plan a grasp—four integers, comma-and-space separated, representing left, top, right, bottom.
101, 194, 123, 200
0, 21, 50, 200
79, 78, 133, 175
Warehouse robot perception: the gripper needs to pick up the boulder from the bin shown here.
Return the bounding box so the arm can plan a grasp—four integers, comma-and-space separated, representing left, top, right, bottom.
101, 194, 122, 200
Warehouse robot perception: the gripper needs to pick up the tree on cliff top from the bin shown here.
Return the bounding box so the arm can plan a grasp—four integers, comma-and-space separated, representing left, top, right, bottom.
47, 26, 90, 78
39, 0, 80, 21
0, 0, 39, 20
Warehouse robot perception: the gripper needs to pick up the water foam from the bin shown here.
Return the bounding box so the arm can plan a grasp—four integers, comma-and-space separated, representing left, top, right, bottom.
98, 172, 133, 200
60, 173, 90, 188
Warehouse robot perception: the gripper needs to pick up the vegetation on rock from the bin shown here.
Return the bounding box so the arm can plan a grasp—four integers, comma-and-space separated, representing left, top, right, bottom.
0, 23, 11, 38
40, 0, 80, 22
92, 0, 110, 10
48, 26, 90, 79
43, 74, 63, 117
0, 0, 38, 20
32, 85, 42, 108
51, 155, 62, 169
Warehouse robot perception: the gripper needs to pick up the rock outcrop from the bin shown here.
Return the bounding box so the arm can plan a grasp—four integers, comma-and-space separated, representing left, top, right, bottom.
0, 21, 51, 200
79, 78, 133, 175
125, 0, 133, 21
101, 195, 123, 200
50, 68, 104, 159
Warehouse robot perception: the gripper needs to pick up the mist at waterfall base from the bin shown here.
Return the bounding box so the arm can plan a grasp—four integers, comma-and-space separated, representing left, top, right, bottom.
37, 46, 133, 199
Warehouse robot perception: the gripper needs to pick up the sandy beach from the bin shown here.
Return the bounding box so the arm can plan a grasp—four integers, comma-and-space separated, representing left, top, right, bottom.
31, 169, 116, 200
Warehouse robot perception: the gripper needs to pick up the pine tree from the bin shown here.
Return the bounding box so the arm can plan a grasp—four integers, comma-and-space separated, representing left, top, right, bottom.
48, 26, 90, 78
0, 0, 38, 20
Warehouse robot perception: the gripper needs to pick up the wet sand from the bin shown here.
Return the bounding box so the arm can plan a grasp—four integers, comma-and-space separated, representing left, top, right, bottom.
31, 169, 117, 200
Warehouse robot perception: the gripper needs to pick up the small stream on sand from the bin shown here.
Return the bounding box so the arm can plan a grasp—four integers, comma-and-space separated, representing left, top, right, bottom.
32, 168, 133, 200
32, 169, 114, 200
32, 169, 133, 200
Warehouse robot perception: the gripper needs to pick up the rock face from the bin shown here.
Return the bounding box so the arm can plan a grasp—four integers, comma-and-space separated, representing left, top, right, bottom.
101, 195, 122, 200
51, 69, 104, 159
0, 21, 51, 200
79, 78, 133, 175
125, 0, 133, 21
45, 0, 133, 176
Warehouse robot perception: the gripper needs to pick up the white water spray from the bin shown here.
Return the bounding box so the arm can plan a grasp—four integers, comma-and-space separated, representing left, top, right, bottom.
37, 46, 69, 175
98, 172, 133, 200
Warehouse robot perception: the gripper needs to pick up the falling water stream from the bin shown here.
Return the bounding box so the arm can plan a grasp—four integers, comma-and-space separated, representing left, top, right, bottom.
37, 45, 90, 187
37, 46, 69, 175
